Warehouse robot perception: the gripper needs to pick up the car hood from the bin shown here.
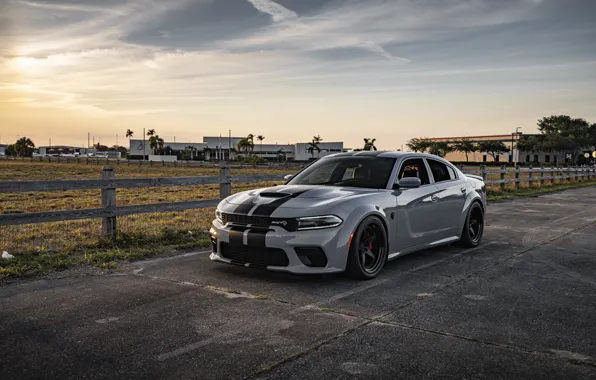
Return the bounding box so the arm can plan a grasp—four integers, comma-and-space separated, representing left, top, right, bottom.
224, 184, 379, 211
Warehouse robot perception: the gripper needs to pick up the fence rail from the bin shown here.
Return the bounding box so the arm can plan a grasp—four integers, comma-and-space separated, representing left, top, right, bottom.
0, 165, 595, 238
0, 166, 284, 235
0, 155, 302, 169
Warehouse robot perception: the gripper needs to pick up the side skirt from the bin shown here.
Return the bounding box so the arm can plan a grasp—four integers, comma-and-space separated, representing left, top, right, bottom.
387, 236, 460, 261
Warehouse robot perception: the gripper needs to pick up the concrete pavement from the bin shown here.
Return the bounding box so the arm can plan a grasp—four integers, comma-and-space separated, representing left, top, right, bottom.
1, 187, 596, 379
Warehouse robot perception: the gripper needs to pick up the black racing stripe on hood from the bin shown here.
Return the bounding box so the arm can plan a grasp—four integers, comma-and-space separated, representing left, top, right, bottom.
251, 189, 311, 217
228, 226, 248, 246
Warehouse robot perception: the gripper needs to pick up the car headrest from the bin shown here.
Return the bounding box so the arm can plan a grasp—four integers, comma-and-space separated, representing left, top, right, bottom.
353, 166, 369, 180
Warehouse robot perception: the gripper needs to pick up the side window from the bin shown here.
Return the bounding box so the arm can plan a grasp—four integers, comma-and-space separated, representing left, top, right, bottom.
446, 165, 457, 180
397, 158, 430, 185
427, 159, 451, 183
341, 167, 355, 180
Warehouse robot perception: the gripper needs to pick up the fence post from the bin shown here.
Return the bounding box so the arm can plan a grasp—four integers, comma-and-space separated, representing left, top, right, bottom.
539, 165, 544, 186
515, 164, 520, 190
481, 165, 487, 182
101, 166, 117, 241
500, 165, 506, 190
219, 165, 231, 198
528, 165, 533, 187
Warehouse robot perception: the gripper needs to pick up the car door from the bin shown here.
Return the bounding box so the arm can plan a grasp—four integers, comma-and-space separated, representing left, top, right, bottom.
392, 157, 443, 252
425, 158, 467, 239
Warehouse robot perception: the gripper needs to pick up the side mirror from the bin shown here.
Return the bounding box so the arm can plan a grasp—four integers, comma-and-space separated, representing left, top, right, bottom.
283, 174, 294, 181
395, 177, 422, 189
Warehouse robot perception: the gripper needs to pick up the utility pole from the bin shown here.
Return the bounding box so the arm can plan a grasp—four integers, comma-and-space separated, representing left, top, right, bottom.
88, 132, 90, 149
49, 138, 51, 147
116, 134, 118, 147
143, 128, 146, 161
229, 129, 231, 161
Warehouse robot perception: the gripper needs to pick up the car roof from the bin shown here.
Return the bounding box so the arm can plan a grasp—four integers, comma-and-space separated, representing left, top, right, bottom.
325, 151, 446, 160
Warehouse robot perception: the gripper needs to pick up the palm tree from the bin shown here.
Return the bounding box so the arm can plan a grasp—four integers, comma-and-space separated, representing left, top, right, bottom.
310, 135, 322, 158
452, 138, 477, 162
15, 137, 35, 157
363, 138, 377, 151
126, 129, 134, 139
257, 135, 265, 156
246, 134, 255, 152
237, 139, 251, 154
147, 129, 156, 137
307, 139, 320, 159
148, 135, 164, 154
406, 137, 432, 152
185, 145, 197, 159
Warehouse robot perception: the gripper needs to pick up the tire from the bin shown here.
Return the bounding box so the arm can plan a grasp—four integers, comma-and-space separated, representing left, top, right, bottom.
346, 216, 388, 280
459, 201, 484, 248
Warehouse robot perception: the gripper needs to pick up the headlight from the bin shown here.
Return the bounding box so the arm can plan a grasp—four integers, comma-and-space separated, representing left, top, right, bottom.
297, 215, 342, 230
215, 209, 224, 224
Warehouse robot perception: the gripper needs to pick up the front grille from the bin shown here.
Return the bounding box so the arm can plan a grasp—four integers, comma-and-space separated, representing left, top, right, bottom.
220, 243, 289, 267
222, 213, 298, 231
222, 213, 270, 227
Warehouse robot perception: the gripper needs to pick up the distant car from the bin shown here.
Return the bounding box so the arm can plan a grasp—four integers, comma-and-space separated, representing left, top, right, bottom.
210, 152, 487, 280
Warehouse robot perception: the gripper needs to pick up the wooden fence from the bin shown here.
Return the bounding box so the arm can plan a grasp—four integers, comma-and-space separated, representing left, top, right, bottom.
0, 155, 302, 169
0, 165, 595, 241
0, 166, 284, 239
461, 165, 596, 190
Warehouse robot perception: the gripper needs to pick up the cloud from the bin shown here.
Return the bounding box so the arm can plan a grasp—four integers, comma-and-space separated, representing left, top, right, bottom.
16, 1, 125, 14
246, 0, 297, 22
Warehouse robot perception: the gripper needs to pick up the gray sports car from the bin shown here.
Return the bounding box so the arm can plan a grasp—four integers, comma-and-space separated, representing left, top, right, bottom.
209, 151, 487, 280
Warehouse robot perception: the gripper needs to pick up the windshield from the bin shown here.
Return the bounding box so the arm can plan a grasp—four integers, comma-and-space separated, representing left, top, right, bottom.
287, 156, 396, 189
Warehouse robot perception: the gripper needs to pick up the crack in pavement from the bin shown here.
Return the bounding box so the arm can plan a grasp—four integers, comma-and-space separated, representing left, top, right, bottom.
245, 219, 596, 378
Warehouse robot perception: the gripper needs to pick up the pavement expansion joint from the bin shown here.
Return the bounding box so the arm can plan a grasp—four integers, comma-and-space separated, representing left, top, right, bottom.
130, 272, 300, 307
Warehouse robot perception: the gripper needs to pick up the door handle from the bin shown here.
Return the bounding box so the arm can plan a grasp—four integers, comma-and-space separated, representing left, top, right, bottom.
461, 187, 467, 193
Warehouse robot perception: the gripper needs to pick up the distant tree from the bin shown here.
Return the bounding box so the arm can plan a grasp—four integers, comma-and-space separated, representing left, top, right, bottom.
5, 144, 16, 156
533, 115, 592, 161
93, 143, 109, 152
428, 141, 453, 157
126, 129, 134, 139
147, 129, 156, 137
257, 135, 265, 155
237, 139, 251, 154
363, 138, 377, 151
246, 134, 255, 152
477, 140, 509, 161
163, 145, 174, 155
15, 137, 35, 157
148, 135, 164, 155
110, 145, 128, 155
276, 148, 286, 162
406, 138, 432, 152
452, 138, 477, 162
307, 136, 321, 159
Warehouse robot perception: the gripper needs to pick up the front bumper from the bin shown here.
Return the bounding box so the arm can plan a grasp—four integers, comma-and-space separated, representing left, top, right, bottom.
209, 220, 347, 274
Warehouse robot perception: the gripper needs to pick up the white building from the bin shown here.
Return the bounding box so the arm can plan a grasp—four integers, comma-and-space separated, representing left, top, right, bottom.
0, 144, 6, 156
128, 136, 345, 162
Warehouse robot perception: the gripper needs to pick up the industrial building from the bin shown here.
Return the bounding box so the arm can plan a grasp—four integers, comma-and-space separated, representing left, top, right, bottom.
0, 144, 6, 156
128, 136, 345, 162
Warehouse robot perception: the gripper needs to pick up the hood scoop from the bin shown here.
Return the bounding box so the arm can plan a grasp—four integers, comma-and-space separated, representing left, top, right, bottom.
259, 192, 291, 198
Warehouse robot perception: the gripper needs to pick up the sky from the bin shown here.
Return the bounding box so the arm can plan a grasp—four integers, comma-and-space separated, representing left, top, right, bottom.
1, 0, 595, 150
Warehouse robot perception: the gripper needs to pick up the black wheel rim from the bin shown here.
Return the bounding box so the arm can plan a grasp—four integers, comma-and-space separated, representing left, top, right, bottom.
358, 223, 386, 274
468, 206, 483, 244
